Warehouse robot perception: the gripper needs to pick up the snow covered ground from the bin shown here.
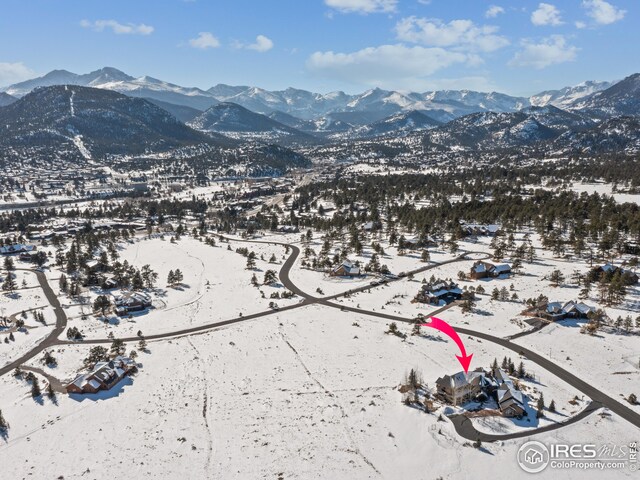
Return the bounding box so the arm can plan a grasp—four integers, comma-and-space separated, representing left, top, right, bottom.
0, 288, 55, 368
53, 235, 301, 340
0, 227, 639, 479
0, 304, 637, 479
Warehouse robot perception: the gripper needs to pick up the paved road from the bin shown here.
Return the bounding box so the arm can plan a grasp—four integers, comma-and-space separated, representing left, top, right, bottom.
20, 366, 66, 394
3, 235, 639, 438
0, 269, 67, 377
316, 298, 640, 433
187, 238, 640, 434
448, 401, 604, 442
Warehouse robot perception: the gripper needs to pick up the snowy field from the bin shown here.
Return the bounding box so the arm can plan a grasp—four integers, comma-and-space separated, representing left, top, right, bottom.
48, 235, 301, 340
0, 227, 639, 479
0, 287, 55, 368
1, 304, 636, 479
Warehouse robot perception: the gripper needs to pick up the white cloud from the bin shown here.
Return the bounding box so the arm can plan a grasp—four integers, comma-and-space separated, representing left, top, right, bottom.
189, 32, 220, 49
0, 62, 35, 86
582, 0, 625, 25
510, 35, 578, 69
324, 0, 397, 14
245, 35, 274, 52
80, 19, 154, 35
485, 5, 505, 18
306, 44, 469, 89
575, 20, 587, 29
531, 3, 563, 26
395, 17, 509, 52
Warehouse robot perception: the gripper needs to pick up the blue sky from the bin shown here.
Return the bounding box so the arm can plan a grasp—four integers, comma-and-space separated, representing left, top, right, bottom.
0, 0, 637, 95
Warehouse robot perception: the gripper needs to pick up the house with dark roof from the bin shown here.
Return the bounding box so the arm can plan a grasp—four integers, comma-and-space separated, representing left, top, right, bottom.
590, 263, 639, 285
114, 292, 152, 316
493, 368, 527, 417
414, 280, 462, 305
539, 300, 596, 321
0, 244, 36, 255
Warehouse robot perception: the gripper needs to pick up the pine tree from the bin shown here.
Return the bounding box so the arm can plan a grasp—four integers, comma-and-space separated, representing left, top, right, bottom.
31, 377, 41, 398
548, 400, 556, 412
491, 358, 499, 372
549, 269, 564, 287
263, 270, 278, 285
174, 269, 184, 284
93, 295, 111, 316
47, 382, 56, 400
0, 409, 7, 429
110, 338, 125, 356
517, 361, 526, 378
2, 275, 17, 292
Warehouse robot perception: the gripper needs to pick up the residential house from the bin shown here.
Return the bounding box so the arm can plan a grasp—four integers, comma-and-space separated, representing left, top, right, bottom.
0, 244, 36, 255
590, 263, 639, 285
539, 300, 596, 321
414, 280, 462, 305
436, 367, 528, 417
330, 260, 361, 277
493, 368, 527, 418
66, 356, 137, 394
469, 261, 512, 280
461, 223, 501, 237
435, 369, 487, 406
402, 235, 436, 250
114, 292, 152, 316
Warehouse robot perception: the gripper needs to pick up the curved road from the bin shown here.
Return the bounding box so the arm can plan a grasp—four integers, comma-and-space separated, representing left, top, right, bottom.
0, 269, 67, 377
2, 235, 639, 440
449, 401, 604, 442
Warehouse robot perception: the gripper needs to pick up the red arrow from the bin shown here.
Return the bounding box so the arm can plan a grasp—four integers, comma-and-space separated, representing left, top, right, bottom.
421, 316, 473, 373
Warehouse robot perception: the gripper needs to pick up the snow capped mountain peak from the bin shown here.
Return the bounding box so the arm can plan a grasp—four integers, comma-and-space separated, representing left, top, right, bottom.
529, 80, 614, 108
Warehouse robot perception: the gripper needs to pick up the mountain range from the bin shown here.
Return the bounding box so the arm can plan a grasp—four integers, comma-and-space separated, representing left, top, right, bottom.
0, 85, 229, 164
2, 67, 621, 124
1, 68, 639, 167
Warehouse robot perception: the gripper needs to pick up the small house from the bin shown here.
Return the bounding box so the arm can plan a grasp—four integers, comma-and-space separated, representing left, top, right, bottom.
330, 260, 361, 277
